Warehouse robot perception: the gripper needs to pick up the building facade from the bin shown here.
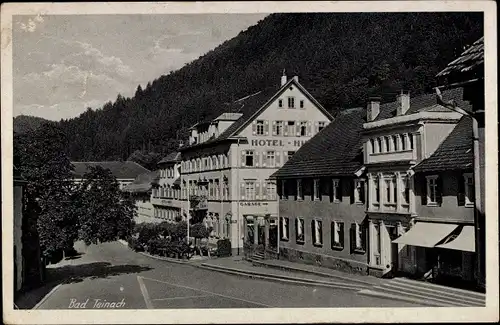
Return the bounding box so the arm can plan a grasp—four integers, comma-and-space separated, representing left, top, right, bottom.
273, 108, 369, 274
362, 88, 470, 278
122, 170, 160, 224
71, 161, 150, 190
177, 74, 333, 255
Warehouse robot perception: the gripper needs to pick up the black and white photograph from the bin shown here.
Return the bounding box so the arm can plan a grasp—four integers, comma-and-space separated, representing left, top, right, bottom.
1, 1, 498, 324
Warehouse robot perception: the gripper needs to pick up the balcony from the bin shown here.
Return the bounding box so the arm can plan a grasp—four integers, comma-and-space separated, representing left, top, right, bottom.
151, 197, 182, 208
367, 149, 416, 164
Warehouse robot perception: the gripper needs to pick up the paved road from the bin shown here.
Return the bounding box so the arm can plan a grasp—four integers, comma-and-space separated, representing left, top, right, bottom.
36, 241, 424, 309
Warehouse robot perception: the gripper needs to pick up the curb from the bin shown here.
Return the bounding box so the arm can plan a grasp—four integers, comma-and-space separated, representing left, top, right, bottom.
32, 283, 63, 310
197, 263, 367, 291
250, 259, 379, 287
357, 289, 447, 307
137, 251, 193, 265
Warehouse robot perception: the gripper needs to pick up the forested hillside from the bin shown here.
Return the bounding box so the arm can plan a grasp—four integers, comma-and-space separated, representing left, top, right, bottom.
14, 115, 52, 134
25, 13, 483, 164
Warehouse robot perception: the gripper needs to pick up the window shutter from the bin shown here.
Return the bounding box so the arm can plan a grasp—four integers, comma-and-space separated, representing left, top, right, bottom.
296, 123, 301, 137
272, 121, 277, 136
262, 181, 268, 199
276, 152, 281, 166
284, 124, 288, 136
314, 121, 319, 134
457, 175, 466, 206
436, 177, 443, 205
283, 151, 288, 163
311, 220, 316, 244
256, 181, 260, 200
307, 121, 312, 136
255, 151, 260, 167
262, 152, 267, 167
264, 121, 269, 135
241, 150, 246, 167
240, 182, 246, 200
252, 121, 257, 135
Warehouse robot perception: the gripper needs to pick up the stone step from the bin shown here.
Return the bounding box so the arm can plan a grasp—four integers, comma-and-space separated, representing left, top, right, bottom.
361, 285, 468, 307
392, 277, 486, 300
357, 289, 446, 307
383, 281, 484, 306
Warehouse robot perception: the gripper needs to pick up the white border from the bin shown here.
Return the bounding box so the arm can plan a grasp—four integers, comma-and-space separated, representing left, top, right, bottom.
1, 1, 498, 324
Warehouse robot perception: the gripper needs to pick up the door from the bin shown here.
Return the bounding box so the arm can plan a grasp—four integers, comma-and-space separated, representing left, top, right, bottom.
387, 226, 399, 275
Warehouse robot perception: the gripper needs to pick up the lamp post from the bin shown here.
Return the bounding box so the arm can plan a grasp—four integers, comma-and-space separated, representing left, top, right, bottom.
435, 87, 482, 287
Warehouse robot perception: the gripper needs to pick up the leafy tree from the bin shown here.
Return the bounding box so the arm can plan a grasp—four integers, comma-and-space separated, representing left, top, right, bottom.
74, 166, 136, 245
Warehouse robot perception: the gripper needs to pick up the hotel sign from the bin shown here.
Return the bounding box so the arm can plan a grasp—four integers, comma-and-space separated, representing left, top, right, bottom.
240, 202, 269, 207
250, 139, 307, 147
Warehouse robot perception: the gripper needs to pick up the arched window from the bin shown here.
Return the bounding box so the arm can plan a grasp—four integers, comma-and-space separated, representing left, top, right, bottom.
212, 156, 218, 169
401, 134, 407, 151
369, 139, 375, 154
392, 135, 399, 151
376, 138, 382, 153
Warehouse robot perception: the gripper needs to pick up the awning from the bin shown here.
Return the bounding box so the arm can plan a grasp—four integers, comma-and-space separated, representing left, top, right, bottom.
436, 225, 476, 252
392, 222, 459, 248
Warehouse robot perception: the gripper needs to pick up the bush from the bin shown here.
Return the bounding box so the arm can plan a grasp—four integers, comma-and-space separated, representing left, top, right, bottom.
216, 239, 232, 257
127, 236, 144, 252
158, 221, 176, 238
137, 223, 160, 246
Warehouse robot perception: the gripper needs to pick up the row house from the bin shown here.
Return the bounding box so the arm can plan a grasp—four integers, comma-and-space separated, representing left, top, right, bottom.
271, 108, 369, 274
122, 170, 160, 224
150, 152, 183, 223
177, 73, 333, 255
362, 87, 473, 280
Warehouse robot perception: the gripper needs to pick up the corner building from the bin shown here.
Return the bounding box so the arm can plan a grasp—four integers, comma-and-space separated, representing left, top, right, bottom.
178, 74, 333, 255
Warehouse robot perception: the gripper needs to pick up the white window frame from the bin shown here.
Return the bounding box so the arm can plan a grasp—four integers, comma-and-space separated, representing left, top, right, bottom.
266, 181, 276, 200
266, 150, 276, 168
245, 180, 256, 201
354, 179, 365, 204
426, 175, 439, 205
313, 179, 320, 201
332, 179, 341, 202
288, 97, 295, 109
287, 121, 295, 136
275, 121, 284, 136
463, 173, 474, 207
256, 120, 265, 135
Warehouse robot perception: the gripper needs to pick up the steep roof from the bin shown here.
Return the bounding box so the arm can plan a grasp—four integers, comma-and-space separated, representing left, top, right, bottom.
123, 170, 160, 193
374, 87, 472, 121
437, 37, 484, 78
271, 107, 365, 179
71, 161, 150, 179
158, 152, 181, 164
414, 116, 473, 172
180, 77, 333, 151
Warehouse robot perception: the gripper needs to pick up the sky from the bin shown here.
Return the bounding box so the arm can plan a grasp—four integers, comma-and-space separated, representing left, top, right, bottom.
12, 14, 268, 121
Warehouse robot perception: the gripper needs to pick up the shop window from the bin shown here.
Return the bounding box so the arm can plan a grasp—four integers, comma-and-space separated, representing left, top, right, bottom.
331, 221, 344, 250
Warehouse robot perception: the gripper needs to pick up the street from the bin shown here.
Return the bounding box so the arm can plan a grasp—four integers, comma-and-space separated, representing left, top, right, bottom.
35, 241, 424, 309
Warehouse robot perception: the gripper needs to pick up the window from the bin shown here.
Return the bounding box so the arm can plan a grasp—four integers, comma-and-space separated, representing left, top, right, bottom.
352, 223, 365, 252
278, 99, 283, 108
331, 221, 344, 249
266, 151, 275, 167
426, 175, 439, 205
300, 121, 307, 136
280, 217, 289, 240
313, 179, 320, 200
369, 139, 375, 154
288, 97, 295, 108
312, 219, 323, 246
215, 179, 220, 199
384, 136, 391, 152
296, 218, 305, 244
266, 181, 276, 200
245, 150, 254, 167
296, 179, 303, 200
401, 134, 407, 151
354, 179, 365, 204
392, 135, 399, 151
287, 121, 295, 136
318, 121, 326, 132
385, 179, 392, 203
373, 224, 381, 265
212, 156, 218, 169
374, 179, 380, 204
256, 120, 265, 135
299, 100, 304, 109
280, 180, 287, 200
245, 181, 256, 200
376, 138, 382, 153
464, 173, 474, 207
401, 177, 410, 205
332, 179, 341, 202
409, 134, 414, 149
275, 121, 284, 136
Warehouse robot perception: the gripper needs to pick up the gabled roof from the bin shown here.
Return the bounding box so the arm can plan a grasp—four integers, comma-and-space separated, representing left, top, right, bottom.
373, 87, 472, 121
437, 37, 484, 78
158, 152, 181, 165
180, 77, 333, 151
271, 107, 365, 179
123, 170, 160, 193
413, 116, 473, 173
71, 161, 150, 179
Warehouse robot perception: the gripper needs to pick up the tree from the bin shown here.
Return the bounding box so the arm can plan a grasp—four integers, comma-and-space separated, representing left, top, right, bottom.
14, 123, 78, 261
74, 166, 136, 245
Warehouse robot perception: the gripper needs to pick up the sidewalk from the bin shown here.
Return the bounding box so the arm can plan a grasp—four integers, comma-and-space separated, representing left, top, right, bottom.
196, 256, 377, 291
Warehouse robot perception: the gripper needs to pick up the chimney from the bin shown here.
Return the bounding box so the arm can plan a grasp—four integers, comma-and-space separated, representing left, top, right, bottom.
281, 69, 287, 86
367, 97, 381, 122
293, 76, 298, 82
396, 91, 410, 115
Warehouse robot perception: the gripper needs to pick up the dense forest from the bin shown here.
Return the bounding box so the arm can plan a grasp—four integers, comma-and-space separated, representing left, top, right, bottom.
13, 115, 52, 134
15, 13, 483, 167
